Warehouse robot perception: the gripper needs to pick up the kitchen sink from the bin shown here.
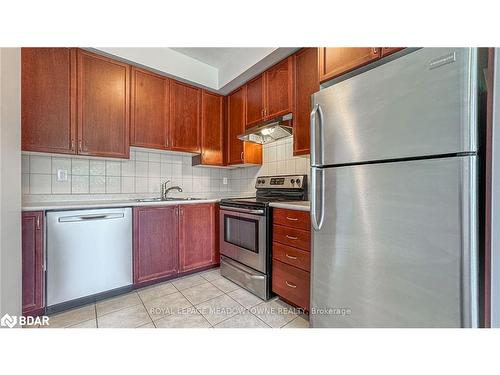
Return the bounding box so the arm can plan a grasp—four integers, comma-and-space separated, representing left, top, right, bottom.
134, 197, 203, 202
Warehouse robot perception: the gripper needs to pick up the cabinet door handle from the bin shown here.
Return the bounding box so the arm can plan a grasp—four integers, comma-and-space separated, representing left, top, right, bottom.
285, 281, 297, 288
240, 151, 244, 161
78, 140, 82, 152
36, 216, 40, 230
372, 48, 379, 56
285, 253, 297, 260
286, 235, 298, 240
286, 216, 298, 221
71, 139, 75, 151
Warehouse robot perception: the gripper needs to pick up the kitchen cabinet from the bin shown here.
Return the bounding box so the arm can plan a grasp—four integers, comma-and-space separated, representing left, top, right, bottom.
77, 49, 130, 158
245, 74, 265, 128
22, 211, 44, 316
133, 206, 179, 285
21, 48, 77, 154
381, 47, 404, 57
169, 80, 201, 153
293, 48, 319, 156
227, 87, 262, 165
178, 204, 219, 272
318, 47, 381, 83
130, 67, 170, 150
272, 208, 311, 311
199, 91, 225, 166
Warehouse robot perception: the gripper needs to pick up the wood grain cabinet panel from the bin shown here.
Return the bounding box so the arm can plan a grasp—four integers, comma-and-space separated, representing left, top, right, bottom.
293, 48, 319, 156
273, 242, 310, 272
227, 87, 246, 164
381, 47, 404, 57
265, 56, 294, 119
130, 67, 170, 150
273, 224, 311, 251
318, 47, 381, 83
245, 74, 265, 128
77, 49, 130, 158
169, 80, 201, 153
133, 206, 179, 285
200, 91, 225, 165
178, 204, 218, 272
22, 48, 77, 154
272, 260, 310, 310
273, 208, 311, 231
22, 211, 44, 316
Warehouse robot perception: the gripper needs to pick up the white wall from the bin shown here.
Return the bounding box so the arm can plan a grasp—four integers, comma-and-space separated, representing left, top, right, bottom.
0, 48, 22, 319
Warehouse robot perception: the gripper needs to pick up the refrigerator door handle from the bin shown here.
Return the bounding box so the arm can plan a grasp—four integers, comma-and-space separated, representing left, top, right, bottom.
310, 103, 324, 167
311, 167, 325, 231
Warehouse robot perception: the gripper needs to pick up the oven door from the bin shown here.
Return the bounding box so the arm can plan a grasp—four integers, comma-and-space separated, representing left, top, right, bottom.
219, 206, 267, 273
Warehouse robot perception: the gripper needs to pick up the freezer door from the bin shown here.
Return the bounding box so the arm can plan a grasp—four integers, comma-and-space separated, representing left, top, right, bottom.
310, 156, 478, 327
311, 48, 478, 167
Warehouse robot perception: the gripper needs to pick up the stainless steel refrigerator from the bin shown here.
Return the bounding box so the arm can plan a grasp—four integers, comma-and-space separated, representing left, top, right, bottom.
310, 48, 479, 328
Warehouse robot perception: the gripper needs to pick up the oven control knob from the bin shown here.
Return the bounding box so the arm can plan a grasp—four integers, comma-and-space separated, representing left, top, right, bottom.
296, 178, 301, 185
290, 179, 295, 184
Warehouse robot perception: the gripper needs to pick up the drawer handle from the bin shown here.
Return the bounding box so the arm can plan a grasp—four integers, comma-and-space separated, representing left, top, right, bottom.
286, 217, 299, 221
286, 235, 298, 240
285, 253, 297, 260
285, 281, 297, 288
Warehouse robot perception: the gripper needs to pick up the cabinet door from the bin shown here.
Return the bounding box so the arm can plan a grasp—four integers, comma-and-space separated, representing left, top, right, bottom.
77, 49, 130, 158
381, 47, 404, 57
133, 206, 179, 285
265, 56, 294, 119
178, 204, 218, 272
169, 80, 201, 153
22, 211, 44, 315
318, 47, 380, 83
227, 87, 246, 164
130, 67, 170, 150
245, 74, 265, 128
22, 48, 77, 154
293, 48, 319, 156
201, 91, 225, 165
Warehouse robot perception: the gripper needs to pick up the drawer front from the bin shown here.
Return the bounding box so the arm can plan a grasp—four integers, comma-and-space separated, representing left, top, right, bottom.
273, 208, 310, 231
273, 242, 310, 272
272, 260, 310, 310
273, 224, 311, 251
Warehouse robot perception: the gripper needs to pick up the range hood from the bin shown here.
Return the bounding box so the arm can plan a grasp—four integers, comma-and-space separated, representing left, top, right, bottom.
237, 113, 293, 144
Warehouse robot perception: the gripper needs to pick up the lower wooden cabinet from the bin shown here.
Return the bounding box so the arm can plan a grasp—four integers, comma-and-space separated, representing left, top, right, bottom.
22, 211, 44, 316
133, 204, 219, 286
178, 204, 219, 272
133, 206, 179, 285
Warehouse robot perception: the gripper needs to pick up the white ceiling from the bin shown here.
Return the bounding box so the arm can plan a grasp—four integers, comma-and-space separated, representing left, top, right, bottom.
94, 47, 299, 94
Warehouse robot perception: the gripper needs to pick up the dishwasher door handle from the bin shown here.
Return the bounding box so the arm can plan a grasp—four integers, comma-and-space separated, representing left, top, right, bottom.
58, 213, 125, 222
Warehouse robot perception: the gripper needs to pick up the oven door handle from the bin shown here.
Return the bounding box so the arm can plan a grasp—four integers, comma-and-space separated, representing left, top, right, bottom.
220, 206, 265, 215
223, 259, 266, 280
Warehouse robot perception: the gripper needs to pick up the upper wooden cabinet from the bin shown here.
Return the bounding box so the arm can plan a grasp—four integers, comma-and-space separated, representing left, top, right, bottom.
130, 67, 170, 150
293, 48, 319, 156
199, 91, 225, 166
318, 47, 381, 83
178, 204, 219, 272
245, 74, 265, 128
77, 49, 130, 158
22, 48, 77, 154
169, 80, 201, 153
265, 56, 294, 119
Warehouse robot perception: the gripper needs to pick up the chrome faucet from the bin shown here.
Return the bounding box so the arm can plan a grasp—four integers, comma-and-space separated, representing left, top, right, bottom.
161, 180, 183, 200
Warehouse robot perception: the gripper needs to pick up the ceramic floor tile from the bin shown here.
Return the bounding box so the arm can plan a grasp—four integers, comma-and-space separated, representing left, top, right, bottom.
199, 268, 222, 282
210, 277, 240, 293
214, 312, 270, 328
181, 282, 224, 305
144, 292, 193, 321
227, 288, 264, 309
46, 304, 96, 328
67, 319, 97, 328
282, 315, 310, 328
171, 274, 207, 290
154, 309, 211, 328
196, 294, 245, 326
137, 282, 178, 303
250, 299, 298, 328
96, 292, 142, 317
97, 304, 152, 328
137, 322, 156, 328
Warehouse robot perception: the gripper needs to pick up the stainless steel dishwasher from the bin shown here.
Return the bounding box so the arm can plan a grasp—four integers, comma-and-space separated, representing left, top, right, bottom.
46, 207, 133, 308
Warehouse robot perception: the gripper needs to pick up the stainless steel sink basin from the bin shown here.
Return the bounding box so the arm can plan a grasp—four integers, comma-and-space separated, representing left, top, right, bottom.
134, 197, 203, 202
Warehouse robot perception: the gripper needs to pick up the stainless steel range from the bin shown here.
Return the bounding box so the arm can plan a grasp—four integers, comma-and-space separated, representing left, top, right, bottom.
219, 174, 308, 300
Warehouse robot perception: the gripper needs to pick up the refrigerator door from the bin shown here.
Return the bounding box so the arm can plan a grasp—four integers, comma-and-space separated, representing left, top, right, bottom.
310, 156, 478, 327
311, 48, 477, 167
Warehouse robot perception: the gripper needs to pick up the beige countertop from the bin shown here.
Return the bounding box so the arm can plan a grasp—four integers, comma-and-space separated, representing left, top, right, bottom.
22, 198, 221, 211
269, 201, 310, 212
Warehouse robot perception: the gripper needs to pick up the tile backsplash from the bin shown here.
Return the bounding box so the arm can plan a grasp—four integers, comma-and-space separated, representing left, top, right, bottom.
22, 136, 309, 202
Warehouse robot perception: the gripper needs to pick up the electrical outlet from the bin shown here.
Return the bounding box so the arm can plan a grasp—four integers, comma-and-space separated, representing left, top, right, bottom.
222, 177, 228, 185
56, 169, 68, 182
